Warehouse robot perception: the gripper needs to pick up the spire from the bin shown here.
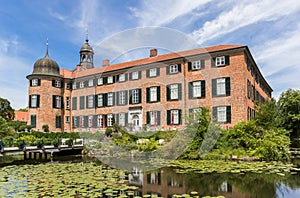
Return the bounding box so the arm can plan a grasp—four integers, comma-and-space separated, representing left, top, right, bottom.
45, 38, 49, 57
85, 29, 89, 43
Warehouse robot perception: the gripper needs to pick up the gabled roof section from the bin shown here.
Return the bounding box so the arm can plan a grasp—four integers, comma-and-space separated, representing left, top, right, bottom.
61, 44, 244, 78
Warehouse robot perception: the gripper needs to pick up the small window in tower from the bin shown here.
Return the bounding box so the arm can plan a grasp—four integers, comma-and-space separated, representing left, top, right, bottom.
55, 80, 61, 88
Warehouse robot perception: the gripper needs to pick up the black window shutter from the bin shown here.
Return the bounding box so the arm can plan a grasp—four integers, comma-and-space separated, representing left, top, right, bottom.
201, 80, 206, 98
38, 79, 41, 86
146, 88, 150, 103
157, 68, 160, 76
52, 80, 56, 87
178, 84, 182, 100
146, 112, 150, 124
129, 90, 133, 104
167, 110, 171, 125
103, 77, 107, 84
188, 62, 192, 71
84, 81, 88, 87
166, 85, 170, 101
225, 77, 231, 96
212, 107, 217, 121
138, 71, 142, 79
157, 111, 161, 125
52, 95, 56, 108
55, 116, 59, 128
86, 96, 89, 108
211, 58, 216, 67
212, 79, 217, 96
125, 113, 128, 126
157, 86, 161, 102
31, 115, 36, 128
116, 75, 119, 82
80, 96, 85, 109
129, 73, 132, 80
178, 110, 182, 124
125, 73, 128, 81
30, 80, 33, 86
166, 66, 170, 74
76, 82, 80, 88
116, 92, 120, 105
103, 94, 107, 107
225, 56, 230, 65
188, 82, 193, 99
84, 116, 88, 128
113, 76, 116, 83
201, 59, 205, 69
112, 92, 115, 106
138, 89, 142, 103
95, 95, 98, 108
29, 96, 32, 108
93, 115, 97, 127
72, 116, 75, 128
124, 91, 128, 105
37, 95, 40, 107
226, 106, 231, 123
146, 69, 150, 78
178, 64, 182, 72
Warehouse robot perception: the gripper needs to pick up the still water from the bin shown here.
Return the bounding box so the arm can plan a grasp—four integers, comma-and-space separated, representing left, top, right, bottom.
0, 155, 300, 198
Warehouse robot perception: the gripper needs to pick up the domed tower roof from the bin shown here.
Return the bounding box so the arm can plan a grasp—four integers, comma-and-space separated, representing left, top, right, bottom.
79, 31, 94, 69
80, 38, 94, 53
32, 42, 60, 76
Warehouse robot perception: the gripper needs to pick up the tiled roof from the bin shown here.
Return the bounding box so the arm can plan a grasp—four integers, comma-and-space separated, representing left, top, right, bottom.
14, 111, 28, 122
62, 44, 244, 78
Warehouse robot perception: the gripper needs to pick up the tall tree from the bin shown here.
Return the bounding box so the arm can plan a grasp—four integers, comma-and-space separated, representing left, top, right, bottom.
278, 89, 300, 139
254, 99, 279, 129
0, 97, 14, 121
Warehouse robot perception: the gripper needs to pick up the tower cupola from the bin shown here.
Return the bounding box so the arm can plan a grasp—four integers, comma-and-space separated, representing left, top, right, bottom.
79, 31, 94, 69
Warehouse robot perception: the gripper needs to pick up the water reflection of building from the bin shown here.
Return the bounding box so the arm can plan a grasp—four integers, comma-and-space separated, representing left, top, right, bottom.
128, 168, 252, 198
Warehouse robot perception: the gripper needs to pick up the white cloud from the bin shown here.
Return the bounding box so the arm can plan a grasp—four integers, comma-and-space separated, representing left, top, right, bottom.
191, 0, 300, 44
130, 0, 212, 27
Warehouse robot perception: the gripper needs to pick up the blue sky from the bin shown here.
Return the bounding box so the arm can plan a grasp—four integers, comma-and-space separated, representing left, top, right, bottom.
1, 0, 300, 109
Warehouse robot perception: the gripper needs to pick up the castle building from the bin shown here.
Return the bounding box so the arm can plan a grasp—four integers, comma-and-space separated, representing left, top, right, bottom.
26, 38, 272, 132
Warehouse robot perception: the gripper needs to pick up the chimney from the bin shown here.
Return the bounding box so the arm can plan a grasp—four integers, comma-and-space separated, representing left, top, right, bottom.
102, 59, 110, 67
150, 49, 157, 57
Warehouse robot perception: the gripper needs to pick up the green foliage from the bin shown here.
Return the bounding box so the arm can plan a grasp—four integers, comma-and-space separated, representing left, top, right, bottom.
138, 138, 158, 152
0, 116, 15, 138
105, 127, 113, 137
8, 120, 31, 132
0, 97, 14, 121
42, 124, 49, 132
254, 99, 279, 129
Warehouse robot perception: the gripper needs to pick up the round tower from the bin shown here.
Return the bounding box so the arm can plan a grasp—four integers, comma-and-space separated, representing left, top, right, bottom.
26, 41, 64, 132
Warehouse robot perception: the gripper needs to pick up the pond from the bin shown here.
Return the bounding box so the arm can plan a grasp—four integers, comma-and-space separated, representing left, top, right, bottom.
0, 156, 300, 198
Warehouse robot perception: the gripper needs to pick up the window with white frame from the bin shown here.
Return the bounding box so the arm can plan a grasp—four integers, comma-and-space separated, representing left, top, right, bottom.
193, 81, 202, 98
170, 84, 179, 100
107, 76, 114, 84
170, 110, 179, 125
107, 93, 114, 106
66, 97, 70, 110
31, 79, 39, 86
88, 116, 93, 127
216, 78, 226, 95
80, 116, 84, 127
107, 114, 114, 127
150, 111, 158, 126
169, 64, 178, 73
65, 116, 70, 123
72, 82, 77, 90
87, 95, 94, 108
132, 89, 139, 104
80, 81, 84, 88
54, 96, 62, 108
97, 78, 103, 85
118, 91, 126, 105
88, 79, 94, 87
97, 94, 104, 107
55, 80, 61, 88
192, 60, 202, 70
216, 56, 226, 66
118, 113, 126, 126
118, 74, 126, 82
149, 68, 157, 77
217, 106, 227, 122
30, 95, 38, 108
131, 71, 139, 80
97, 115, 103, 127
150, 87, 157, 102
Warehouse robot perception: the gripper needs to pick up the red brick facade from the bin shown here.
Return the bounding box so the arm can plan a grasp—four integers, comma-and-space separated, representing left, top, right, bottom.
27, 43, 272, 132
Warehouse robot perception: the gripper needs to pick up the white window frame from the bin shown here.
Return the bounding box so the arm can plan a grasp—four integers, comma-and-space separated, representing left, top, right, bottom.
170, 84, 179, 100
97, 78, 103, 85
72, 83, 77, 90
150, 111, 158, 126
193, 81, 202, 98
217, 106, 227, 122
97, 115, 103, 127
55, 96, 62, 108
119, 91, 126, 105
169, 64, 178, 74
107, 76, 114, 84
55, 80, 61, 88
131, 71, 139, 80
119, 74, 126, 82
118, 113, 126, 126
192, 60, 202, 70
216, 78, 226, 95
66, 97, 70, 110
88, 79, 94, 87
149, 68, 157, 77
107, 114, 113, 127
80, 81, 84, 88
171, 110, 179, 125
216, 56, 226, 66
80, 116, 84, 127
31, 95, 37, 108
107, 93, 114, 106
97, 94, 104, 107
150, 87, 157, 102
73, 117, 78, 127
132, 89, 139, 104
88, 115, 93, 128
32, 79, 39, 86
65, 116, 70, 123
87, 95, 94, 108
